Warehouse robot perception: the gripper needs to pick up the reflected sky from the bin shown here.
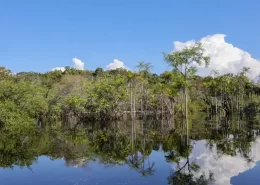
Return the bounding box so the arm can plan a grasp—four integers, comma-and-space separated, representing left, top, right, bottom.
0, 151, 171, 185
231, 161, 260, 185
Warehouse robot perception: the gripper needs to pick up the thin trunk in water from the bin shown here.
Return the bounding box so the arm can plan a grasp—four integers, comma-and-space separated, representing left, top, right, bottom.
141, 83, 143, 117
215, 91, 217, 115
161, 93, 163, 119
130, 85, 133, 119
133, 89, 136, 119
221, 82, 223, 116
172, 103, 175, 129
185, 83, 188, 146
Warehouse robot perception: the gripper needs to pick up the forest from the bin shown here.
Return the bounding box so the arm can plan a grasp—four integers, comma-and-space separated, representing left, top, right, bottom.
2, 42, 260, 184
1, 42, 260, 128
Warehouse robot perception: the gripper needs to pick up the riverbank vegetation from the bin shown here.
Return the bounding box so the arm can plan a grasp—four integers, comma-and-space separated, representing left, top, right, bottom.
1, 43, 260, 128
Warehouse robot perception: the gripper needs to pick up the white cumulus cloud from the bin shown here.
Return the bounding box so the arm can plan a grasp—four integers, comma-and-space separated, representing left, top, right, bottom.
106, 59, 129, 70
51, 67, 65, 72
72, 58, 84, 70
173, 34, 260, 80
51, 58, 85, 72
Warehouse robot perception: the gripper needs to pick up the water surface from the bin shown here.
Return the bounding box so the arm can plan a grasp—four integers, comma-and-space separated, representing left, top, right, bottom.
1, 118, 260, 185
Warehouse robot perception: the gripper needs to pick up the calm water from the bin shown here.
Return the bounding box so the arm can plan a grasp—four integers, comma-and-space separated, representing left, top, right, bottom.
1, 117, 260, 185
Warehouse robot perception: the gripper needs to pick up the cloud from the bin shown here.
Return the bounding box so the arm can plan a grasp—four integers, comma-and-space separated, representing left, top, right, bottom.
51, 58, 84, 72
173, 34, 260, 80
106, 59, 129, 70
173, 139, 260, 185
72, 58, 84, 70
51, 67, 65, 72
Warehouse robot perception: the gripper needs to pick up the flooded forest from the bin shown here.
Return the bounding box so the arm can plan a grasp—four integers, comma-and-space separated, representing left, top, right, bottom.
1, 44, 260, 185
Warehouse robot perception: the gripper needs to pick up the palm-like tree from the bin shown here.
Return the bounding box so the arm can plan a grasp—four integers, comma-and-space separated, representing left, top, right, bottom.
135, 61, 153, 73
126, 153, 155, 177
240, 67, 250, 76
126, 153, 143, 171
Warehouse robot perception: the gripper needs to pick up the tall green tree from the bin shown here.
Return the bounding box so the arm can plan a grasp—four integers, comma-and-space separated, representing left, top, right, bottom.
164, 42, 210, 144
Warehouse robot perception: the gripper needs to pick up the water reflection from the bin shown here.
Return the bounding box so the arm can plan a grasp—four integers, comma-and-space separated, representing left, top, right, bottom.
179, 139, 260, 185
0, 115, 260, 185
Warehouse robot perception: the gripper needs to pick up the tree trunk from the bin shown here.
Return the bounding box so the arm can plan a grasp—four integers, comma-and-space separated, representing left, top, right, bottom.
133, 89, 136, 119
172, 102, 175, 129
184, 84, 189, 146
130, 85, 133, 119
215, 91, 217, 115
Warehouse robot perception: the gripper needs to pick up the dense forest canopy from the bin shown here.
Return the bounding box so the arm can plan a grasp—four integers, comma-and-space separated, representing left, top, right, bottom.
1, 43, 260, 128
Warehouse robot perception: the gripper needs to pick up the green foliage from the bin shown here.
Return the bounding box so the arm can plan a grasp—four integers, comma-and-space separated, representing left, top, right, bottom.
0, 48, 260, 124
164, 42, 210, 80
85, 74, 128, 115
0, 67, 12, 80
0, 78, 48, 126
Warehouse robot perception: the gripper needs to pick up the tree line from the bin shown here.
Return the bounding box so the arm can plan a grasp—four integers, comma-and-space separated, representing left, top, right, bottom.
1, 43, 260, 127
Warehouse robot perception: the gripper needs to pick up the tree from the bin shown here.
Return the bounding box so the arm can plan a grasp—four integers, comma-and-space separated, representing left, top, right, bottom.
93, 67, 104, 78
0, 67, 12, 80
126, 71, 142, 119
135, 61, 153, 74
164, 42, 210, 145
135, 62, 154, 117
211, 70, 220, 114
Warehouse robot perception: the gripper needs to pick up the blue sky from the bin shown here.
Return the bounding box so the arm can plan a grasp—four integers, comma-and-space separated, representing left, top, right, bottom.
0, 0, 259, 74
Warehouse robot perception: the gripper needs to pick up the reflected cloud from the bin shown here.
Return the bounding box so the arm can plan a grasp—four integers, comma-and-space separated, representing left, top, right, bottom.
66, 158, 88, 168
174, 139, 260, 185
